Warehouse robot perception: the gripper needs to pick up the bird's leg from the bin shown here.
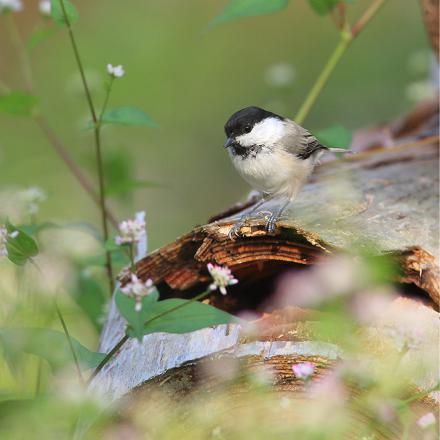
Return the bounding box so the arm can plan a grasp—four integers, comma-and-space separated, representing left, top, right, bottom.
228, 196, 268, 239
265, 198, 291, 234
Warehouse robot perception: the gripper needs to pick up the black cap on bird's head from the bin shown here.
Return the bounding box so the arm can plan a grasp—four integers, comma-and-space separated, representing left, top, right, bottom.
224, 106, 284, 148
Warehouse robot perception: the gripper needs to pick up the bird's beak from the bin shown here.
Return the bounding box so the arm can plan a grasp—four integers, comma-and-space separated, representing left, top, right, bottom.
224, 137, 235, 148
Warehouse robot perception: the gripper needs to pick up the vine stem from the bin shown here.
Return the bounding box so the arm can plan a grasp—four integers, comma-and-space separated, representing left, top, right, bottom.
29, 259, 85, 386
58, 0, 114, 293
2, 19, 119, 230
294, 0, 387, 125
54, 299, 85, 386
87, 288, 214, 385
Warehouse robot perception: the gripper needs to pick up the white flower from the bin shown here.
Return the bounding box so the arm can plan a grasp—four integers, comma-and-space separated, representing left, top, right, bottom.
107, 64, 125, 78
115, 212, 146, 245
19, 186, 46, 216
39, 0, 51, 16
292, 362, 315, 380
0, 0, 22, 13
207, 263, 238, 295
417, 412, 436, 429
0, 225, 19, 257
121, 273, 155, 311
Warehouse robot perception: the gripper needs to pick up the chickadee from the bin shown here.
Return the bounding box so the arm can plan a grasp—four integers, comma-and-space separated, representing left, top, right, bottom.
224, 106, 348, 238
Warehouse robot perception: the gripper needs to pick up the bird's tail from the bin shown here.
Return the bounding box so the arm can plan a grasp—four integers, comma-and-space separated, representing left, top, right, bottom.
327, 147, 352, 154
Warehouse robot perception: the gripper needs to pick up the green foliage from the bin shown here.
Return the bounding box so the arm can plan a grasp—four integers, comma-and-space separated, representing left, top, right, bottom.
27, 28, 55, 51
115, 289, 160, 340
308, 0, 339, 15
0, 92, 38, 116
115, 290, 235, 340
210, 0, 289, 28
0, 328, 105, 370
100, 107, 157, 127
5, 222, 39, 266
137, 298, 235, 336
315, 125, 352, 148
103, 149, 162, 199
50, 0, 79, 25
70, 270, 107, 332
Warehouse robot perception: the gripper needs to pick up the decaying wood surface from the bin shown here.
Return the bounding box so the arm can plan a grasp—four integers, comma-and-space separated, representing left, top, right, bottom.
93, 102, 439, 408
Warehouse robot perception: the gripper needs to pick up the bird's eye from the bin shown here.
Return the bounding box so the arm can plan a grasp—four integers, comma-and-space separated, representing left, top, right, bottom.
244, 125, 252, 133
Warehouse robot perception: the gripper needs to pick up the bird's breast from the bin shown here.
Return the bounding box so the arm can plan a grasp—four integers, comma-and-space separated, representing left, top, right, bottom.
230, 148, 313, 197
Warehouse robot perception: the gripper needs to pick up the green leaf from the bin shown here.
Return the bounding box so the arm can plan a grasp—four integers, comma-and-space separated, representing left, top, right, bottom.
0, 92, 38, 116
101, 107, 158, 127
50, 0, 79, 25
140, 299, 235, 336
27, 27, 55, 51
308, 0, 339, 15
0, 328, 105, 370
116, 289, 235, 340
71, 271, 107, 332
315, 125, 352, 149
107, 179, 163, 195
5, 222, 39, 266
210, 0, 289, 28
115, 289, 160, 340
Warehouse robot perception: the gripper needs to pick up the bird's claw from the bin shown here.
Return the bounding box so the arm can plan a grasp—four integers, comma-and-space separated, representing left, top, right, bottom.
265, 212, 278, 234
228, 221, 245, 240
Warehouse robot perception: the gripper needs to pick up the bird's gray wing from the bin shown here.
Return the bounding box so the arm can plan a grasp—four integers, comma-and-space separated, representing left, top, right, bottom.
282, 122, 328, 159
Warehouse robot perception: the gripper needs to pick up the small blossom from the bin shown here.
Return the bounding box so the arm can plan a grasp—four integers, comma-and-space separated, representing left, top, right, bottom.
39, 0, 50, 16
0, 0, 22, 13
115, 212, 146, 246
107, 64, 125, 78
121, 273, 155, 312
19, 186, 46, 216
292, 362, 315, 381
0, 225, 19, 257
417, 412, 436, 429
207, 263, 238, 295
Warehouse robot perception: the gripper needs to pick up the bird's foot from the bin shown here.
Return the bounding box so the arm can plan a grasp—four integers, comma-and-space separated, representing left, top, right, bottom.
265, 212, 279, 234
228, 219, 247, 240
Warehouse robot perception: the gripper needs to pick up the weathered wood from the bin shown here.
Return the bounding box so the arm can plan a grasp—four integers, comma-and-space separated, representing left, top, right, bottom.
93, 103, 439, 416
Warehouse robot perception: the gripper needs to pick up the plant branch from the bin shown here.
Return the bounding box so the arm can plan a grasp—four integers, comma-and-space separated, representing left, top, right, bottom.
55, 299, 85, 386
351, 0, 387, 38
294, 0, 387, 124
87, 289, 214, 385
33, 115, 118, 228
2, 9, 119, 231
58, 0, 114, 292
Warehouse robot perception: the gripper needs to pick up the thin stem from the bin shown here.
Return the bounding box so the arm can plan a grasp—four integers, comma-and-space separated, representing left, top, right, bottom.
33, 115, 118, 228
58, 0, 114, 292
295, 28, 352, 125
29, 259, 85, 386
294, 0, 388, 124
54, 299, 85, 386
87, 289, 214, 385
1, 18, 119, 230
351, 0, 387, 38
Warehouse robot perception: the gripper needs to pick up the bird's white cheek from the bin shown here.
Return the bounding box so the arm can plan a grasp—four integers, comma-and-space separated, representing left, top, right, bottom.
236, 117, 286, 147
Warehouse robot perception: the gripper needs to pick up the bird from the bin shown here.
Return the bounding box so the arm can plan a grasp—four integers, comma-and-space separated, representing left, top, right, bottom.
223, 106, 349, 238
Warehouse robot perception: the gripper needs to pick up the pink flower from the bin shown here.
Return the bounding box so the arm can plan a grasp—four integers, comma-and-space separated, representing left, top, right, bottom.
417, 412, 436, 429
115, 212, 146, 245
292, 362, 315, 380
207, 263, 238, 295
121, 273, 155, 312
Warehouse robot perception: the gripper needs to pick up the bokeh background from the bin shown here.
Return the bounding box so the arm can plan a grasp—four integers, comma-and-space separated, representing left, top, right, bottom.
0, 0, 432, 251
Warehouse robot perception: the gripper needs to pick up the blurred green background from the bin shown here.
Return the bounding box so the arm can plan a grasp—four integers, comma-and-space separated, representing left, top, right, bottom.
0, 0, 431, 251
